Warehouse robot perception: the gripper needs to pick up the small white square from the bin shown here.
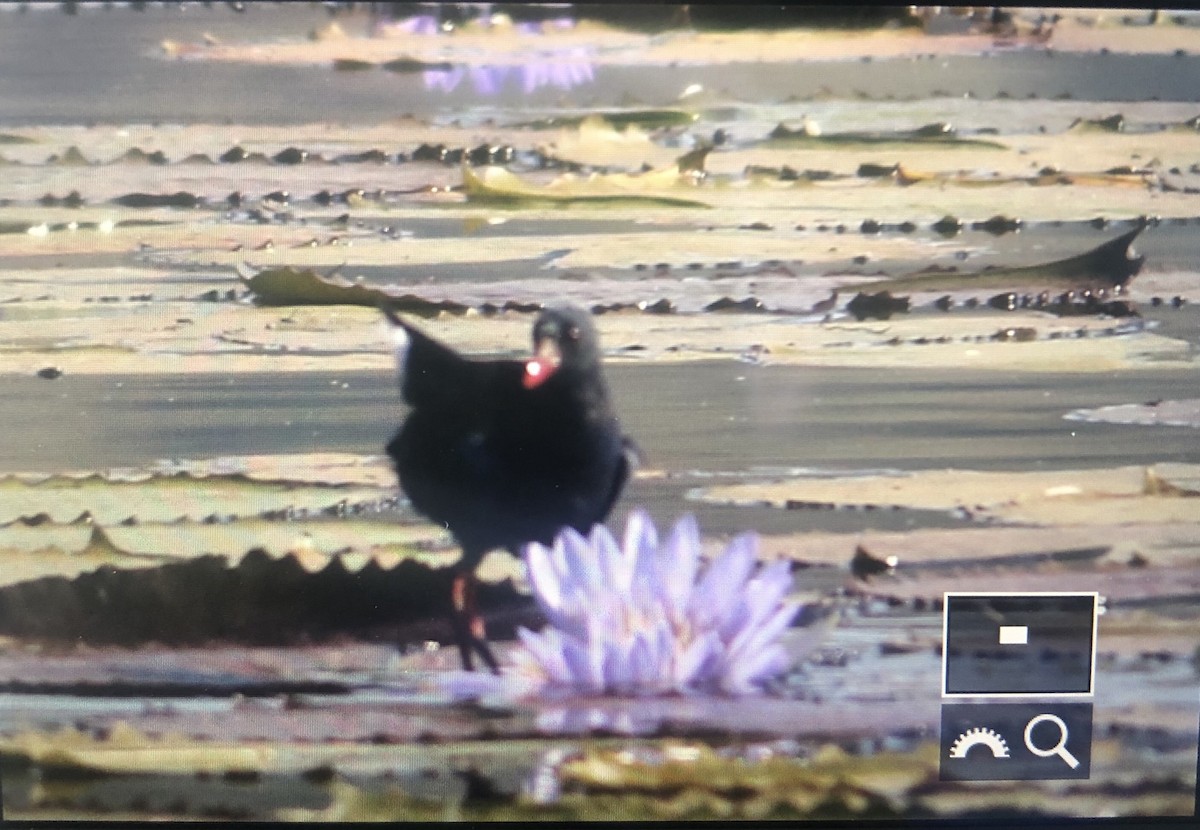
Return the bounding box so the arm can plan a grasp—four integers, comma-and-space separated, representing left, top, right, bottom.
999, 625, 1028, 645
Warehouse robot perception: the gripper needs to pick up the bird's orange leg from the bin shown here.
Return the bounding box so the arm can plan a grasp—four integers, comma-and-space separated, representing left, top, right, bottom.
451, 568, 500, 674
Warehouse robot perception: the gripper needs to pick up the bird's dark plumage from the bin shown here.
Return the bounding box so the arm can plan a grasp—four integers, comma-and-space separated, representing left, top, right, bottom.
384, 304, 636, 669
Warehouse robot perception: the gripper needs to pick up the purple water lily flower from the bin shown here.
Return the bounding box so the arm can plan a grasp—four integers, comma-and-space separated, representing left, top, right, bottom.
516, 511, 802, 696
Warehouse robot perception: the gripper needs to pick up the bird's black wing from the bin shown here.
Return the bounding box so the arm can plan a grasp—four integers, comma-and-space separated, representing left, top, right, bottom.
596, 434, 641, 524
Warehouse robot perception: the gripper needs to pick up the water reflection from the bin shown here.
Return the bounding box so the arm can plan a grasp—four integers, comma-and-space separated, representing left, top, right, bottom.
421, 52, 594, 96
373, 13, 595, 95
373, 12, 577, 38
377, 13, 442, 36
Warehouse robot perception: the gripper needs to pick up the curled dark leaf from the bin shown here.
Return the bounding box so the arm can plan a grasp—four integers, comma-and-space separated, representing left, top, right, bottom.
847, 291, 909, 321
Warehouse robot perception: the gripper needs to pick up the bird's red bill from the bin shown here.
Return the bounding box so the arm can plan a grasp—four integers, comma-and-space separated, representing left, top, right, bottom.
523, 358, 557, 389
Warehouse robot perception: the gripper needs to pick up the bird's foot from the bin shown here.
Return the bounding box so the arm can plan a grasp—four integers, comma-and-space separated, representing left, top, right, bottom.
451, 569, 500, 674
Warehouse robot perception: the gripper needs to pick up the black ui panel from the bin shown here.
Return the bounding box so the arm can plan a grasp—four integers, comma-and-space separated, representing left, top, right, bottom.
940, 702, 1094, 781
940, 592, 1100, 784
943, 592, 1097, 697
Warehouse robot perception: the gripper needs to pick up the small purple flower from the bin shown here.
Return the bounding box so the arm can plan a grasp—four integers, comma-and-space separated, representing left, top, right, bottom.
516, 511, 802, 696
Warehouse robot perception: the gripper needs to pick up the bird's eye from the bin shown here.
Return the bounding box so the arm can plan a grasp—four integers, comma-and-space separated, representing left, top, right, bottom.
567, 326, 581, 341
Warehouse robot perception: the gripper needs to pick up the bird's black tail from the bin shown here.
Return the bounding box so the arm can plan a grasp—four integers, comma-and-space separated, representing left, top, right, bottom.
381, 305, 475, 407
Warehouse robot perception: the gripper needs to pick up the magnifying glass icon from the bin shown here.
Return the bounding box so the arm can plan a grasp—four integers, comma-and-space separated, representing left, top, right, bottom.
1024, 713, 1079, 769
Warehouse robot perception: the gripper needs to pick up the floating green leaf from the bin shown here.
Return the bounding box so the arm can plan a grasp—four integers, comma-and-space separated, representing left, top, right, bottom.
241, 266, 474, 312
1067, 114, 1126, 133
0, 472, 393, 526
767, 121, 1007, 150
462, 163, 709, 208
856, 224, 1145, 291
518, 110, 698, 130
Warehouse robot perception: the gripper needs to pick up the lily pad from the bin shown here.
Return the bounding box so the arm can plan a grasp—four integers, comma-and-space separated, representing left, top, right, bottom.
753, 522, 1200, 571
563, 742, 936, 807
0, 526, 159, 587
695, 463, 1200, 526
858, 224, 1146, 291
242, 266, 471, 312
382, 57, 457, 73
518, 110, 698, 130
0, 471, 393, 526
767, 121, 1008, 150
1067, 114, 1126, 133
0, 519, 450, 569
331, 58, 377, 71
142, 453, 396, 487
1066, 398, 1200, 429
851, 561, 1200, 607
462, 163, 710, 208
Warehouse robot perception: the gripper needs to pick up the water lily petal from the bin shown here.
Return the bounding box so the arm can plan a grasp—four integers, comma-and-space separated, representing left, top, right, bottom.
623, 508, 657, 583
633, 628, 662, 695
629, 579, 658, 620
517, 626, 572, 684
747, 560, 794, 617
647, 620, 676, 692
721, 560, 794, 641
591, 521, 628, 595
673, 629, 721, 689
524, 542, 565, 625
719, 643, 790, 696
601, 638, 633, 694
561, 636, 603, 694
727, 599, 803, 668
563, 526, 603, 595
689, 532, 757, 629
552, 527, 576, 575
555, 582, 592, 636
716, 596, 753, 644
660, 514, 700, 614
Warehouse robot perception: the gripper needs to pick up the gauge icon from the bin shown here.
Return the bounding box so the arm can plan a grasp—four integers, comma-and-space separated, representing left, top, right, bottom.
948, 727, 1010, 760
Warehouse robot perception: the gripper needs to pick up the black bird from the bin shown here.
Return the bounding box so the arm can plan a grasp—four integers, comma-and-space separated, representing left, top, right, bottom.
383, 304, 637, 671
